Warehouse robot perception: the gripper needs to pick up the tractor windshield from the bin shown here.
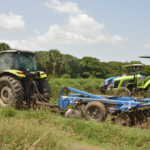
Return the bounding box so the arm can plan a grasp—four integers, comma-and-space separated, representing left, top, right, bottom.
14, 53, 37, 71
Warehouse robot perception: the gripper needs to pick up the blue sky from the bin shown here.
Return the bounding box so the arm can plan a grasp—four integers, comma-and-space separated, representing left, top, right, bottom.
0, 0, 150, 64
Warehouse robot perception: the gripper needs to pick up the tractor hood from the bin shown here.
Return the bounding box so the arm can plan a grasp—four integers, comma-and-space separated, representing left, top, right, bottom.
114, 75, 135, 81
105, 76, 120, 82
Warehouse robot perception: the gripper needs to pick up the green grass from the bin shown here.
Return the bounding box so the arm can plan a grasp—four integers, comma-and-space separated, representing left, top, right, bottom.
1, 78, 150, 150
0, 107, 150, 150
48, 78, 104, 103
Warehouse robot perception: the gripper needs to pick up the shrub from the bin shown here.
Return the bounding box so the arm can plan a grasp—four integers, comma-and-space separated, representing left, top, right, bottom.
1, 107, 17, 117
61, 74, 71, 79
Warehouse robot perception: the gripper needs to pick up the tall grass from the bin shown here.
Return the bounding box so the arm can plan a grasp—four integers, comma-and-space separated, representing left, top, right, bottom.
48, 78, 104, 102
0, 107, 150, 150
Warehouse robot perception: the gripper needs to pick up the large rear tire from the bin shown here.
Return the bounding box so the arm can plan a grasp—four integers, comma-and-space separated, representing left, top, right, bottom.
0, 76, 24, 108
37, 78, 51, 102
114, 87, 131, 97
84, 102, 107, 122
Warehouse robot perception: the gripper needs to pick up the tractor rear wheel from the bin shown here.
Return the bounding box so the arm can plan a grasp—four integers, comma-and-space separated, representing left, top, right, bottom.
84, 102, 107, 122
114, 87, 131, 97
0, 76, 24, 108
37, 78, 51, 102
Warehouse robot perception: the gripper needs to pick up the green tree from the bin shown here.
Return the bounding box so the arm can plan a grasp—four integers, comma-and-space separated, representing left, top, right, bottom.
0, 43, 11, 51
143, 65, 150, 76
80, 57, 105, 78
36, 51, 47, 72
39, 49, 63, 76
61, 54, 80, 78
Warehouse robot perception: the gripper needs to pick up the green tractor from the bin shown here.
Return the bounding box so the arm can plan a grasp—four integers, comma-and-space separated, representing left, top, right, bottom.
0, 50, 51, 107
113, 64, 150, 97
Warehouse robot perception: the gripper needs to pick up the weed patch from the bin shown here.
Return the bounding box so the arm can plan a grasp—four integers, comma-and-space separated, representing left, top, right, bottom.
0, 107, 17, 117
49, 78, 104, 102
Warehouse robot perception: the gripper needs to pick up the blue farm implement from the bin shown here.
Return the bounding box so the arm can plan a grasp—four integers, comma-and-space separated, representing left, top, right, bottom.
37, 86, 150, 127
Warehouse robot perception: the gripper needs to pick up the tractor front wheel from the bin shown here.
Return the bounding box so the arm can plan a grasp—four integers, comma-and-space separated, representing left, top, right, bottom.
0, 76, 24, 108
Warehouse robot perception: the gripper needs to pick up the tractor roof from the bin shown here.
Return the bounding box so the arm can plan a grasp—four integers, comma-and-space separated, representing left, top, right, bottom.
139, 56, 150, 58
123, 64, 143, 68
0, 50, 36, 55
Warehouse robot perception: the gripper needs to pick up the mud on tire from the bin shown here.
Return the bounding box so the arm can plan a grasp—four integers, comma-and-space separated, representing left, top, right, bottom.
84, 102, 107, 122
0, 76, 24, 108
114, 87, 131, 97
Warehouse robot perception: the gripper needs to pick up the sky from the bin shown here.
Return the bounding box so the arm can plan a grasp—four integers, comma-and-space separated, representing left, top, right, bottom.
0, 0, 150, 64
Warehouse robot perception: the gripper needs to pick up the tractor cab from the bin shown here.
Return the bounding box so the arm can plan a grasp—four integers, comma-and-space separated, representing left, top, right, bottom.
113, 64, 149, 97
122, 64, 145, 85
0, 50, 37, 71
122, 64, 144, 76
14, 52, 37, 71
0, 50, 41, 77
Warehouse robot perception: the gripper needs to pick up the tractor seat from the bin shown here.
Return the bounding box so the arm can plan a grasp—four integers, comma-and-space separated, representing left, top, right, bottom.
138, 74, 145, 85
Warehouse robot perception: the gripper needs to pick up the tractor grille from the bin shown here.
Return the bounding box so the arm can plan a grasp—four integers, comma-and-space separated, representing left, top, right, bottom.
114, 81, 120, 88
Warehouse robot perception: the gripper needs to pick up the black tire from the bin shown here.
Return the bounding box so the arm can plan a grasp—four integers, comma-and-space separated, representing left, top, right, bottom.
37, 78, 51, 102
84, 102, 107, 122
114, 87, 131, 97
0, 76, 24, 108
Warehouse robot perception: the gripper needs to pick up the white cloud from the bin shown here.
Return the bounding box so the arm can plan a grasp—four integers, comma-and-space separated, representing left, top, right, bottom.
34, 29, 40, 35
34, 24, 93, 45
68, 14, 105, 36
0, 12, 25, 31
44, 0, 83, 14
143, 39, 150, 49
0, 1, 127, 50
109, 35, 125, 45
0, 39, 41, 50
33, 14, 126, 46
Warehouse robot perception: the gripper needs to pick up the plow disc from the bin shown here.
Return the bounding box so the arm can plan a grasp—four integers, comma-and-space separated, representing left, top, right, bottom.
112, 108, 150, 128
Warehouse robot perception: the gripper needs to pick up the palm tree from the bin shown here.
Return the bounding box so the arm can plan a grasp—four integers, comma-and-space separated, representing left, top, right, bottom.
49, 49, 63, 76
40, 49, 64, 76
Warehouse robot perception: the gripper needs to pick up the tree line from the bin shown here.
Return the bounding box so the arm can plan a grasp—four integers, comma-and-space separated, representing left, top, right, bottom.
1, 42, 150, 78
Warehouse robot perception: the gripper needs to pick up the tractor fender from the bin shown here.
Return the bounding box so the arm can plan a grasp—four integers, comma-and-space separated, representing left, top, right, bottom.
0, 70, 25, 78
0, 70, 47, 79
143, 80, 150, 89
141, 76, 150, 85
125, 82, 134, 88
